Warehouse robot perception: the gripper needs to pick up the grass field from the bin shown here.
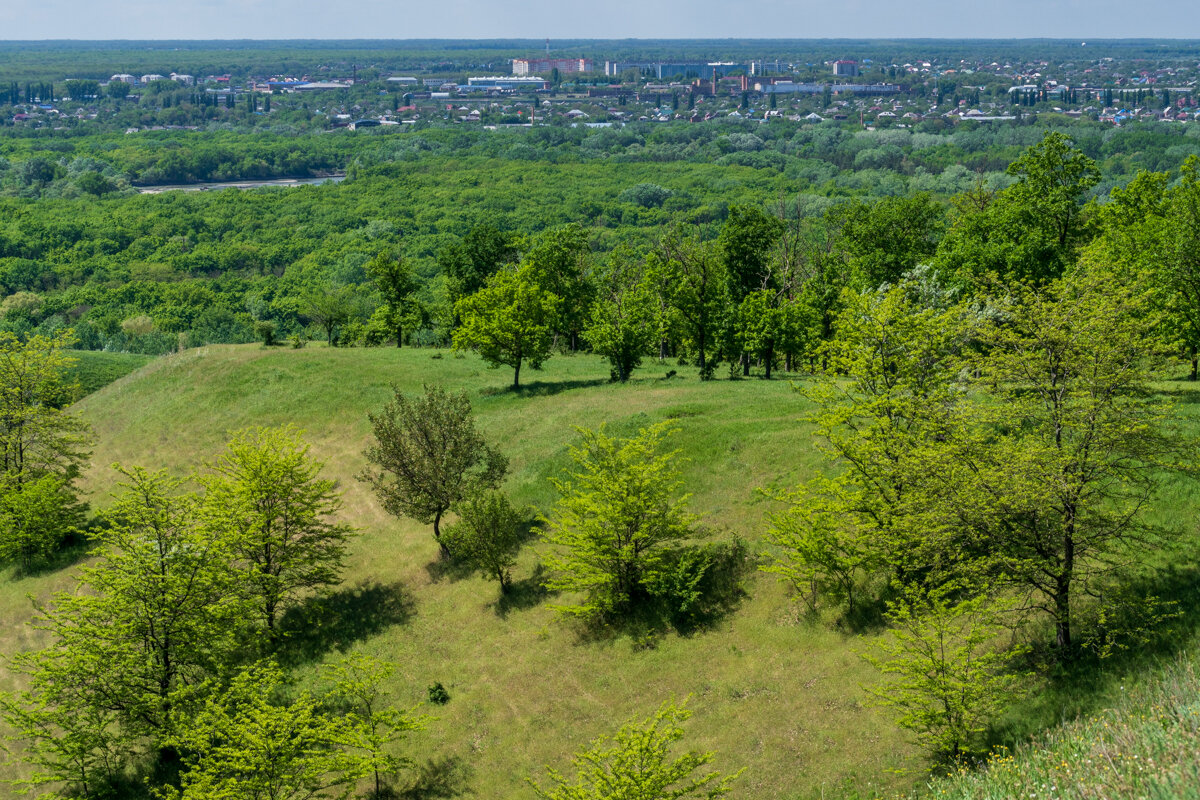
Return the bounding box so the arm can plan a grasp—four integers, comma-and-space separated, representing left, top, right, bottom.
3, 343, 1200, 799
63, 350, 155, 398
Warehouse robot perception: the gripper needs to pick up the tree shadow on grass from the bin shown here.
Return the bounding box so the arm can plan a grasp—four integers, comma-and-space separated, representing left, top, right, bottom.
424, 555, 476, 584
572, 540, 754, 647
276, 581, 416, 668
480, 378, 609, 399
393, 755, 473, 800
490, 563, 557, 619
990, 561, 1200, 750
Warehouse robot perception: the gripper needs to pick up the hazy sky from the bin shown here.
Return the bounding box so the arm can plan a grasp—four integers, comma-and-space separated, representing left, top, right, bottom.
1, 0, 1198, 40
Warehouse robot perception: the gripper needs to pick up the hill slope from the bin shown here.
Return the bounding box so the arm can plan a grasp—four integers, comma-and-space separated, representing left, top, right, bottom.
2, 344, 913, 799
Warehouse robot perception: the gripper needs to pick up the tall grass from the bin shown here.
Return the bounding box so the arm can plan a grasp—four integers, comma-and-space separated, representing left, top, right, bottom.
923, 652, 1200, 800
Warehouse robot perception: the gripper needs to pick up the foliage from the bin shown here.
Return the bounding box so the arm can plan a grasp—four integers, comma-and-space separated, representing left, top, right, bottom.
764, 272, 978, 615
305, 285, 358, 347
542, 422, 698, 621
863, 584, 1029, 760
833, 192, 944, 288
254, 318, 277, 346
361, 385, 507, 555
654, 234, 729, 380
160, 661, 370, 800
426, 682, 450, 706
718, 204, 783, 300
442, 489, 525, 592
365, 250, 417, 348
767, 264, 1184, 654
202, 426, 353, 644
934, 131, 1100, 285
320, 653, 425, 798
0, 471, 84, 569
2, 467, 243, 791
585, 249, 656, 382
453, 264, 561, 388
0, 330, 92, 483
528, 699, 741, 800
438, 224, 520, 305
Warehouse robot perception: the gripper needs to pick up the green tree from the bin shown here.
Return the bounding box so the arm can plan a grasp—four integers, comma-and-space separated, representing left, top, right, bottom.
585, 250, 655, 382
718, 204, 784, 301
529, 700, 741, 800
763, 274, 979, 615
934, 133, 1100, 285
0, 330, 92, 485
0, 472, 84, 570
864, 584, 1028, 760
832, 193, 944, 288
522, 224, 594, 351
3, 467, 243, 782
542, 422, 697, 620
442, 490, 524, 592
655, 235, 729, 380
365, 251, 416, 348
202, 426, 353, 644
966, 270, 1176, 650
766, 267, 1181, 652
1100, 160, 1200, 378
320, 654, 424, 799
161, 662, 369, 800
437, 224, 520, 306
305, 286, 357, 347
453, 265, 560, 389
361, 386, 507, 557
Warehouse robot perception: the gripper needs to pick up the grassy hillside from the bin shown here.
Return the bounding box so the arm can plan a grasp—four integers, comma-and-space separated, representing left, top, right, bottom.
64, 350, 155, 398
5, 344, 1199, 799
0, 344, 912, 799
921, 651, 1200, 800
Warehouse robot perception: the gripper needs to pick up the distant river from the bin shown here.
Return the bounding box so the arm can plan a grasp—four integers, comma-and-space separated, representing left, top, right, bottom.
137, 174, 346, 194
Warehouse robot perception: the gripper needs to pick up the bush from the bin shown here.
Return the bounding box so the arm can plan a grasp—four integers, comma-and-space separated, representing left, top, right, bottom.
618, 183, 674, 208
442, 490, 524, 592
427, 682, 450, 705
252, 319, 277, 347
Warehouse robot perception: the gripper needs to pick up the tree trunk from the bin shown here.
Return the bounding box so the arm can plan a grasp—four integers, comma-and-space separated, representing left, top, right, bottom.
742, 352, 750, 377
395, 324, 403, 349
513, 359, 522, 389
433, 508, 450, 558
764, 342, 774, 379
1055, 531, 1075, 651
1191, 352, 1197, 381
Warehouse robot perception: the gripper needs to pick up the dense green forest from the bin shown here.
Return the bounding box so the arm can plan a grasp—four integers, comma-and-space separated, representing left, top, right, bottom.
4, 120, 1200, 358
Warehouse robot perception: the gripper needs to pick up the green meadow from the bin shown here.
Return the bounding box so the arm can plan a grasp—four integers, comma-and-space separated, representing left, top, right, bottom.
3, 344, 1199, 799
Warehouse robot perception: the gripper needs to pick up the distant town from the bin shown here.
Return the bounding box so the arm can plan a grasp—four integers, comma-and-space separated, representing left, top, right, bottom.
4, 43, 1199, 135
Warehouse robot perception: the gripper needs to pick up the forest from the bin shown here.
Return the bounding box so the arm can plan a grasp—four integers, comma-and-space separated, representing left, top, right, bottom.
3, 119, 1200, 359
5, 37, 1200, 800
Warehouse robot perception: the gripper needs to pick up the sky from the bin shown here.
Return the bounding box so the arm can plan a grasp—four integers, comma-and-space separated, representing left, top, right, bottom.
1, 0, 1198, 40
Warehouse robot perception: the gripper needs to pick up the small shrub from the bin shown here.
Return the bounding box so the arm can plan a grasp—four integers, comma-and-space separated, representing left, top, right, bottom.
290, 333, 307, 349
427, 682, 450, 705
253, 320, 277, 347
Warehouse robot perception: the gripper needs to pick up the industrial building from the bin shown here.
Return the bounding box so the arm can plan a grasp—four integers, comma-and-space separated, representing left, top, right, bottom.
467, 76, 549, 92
